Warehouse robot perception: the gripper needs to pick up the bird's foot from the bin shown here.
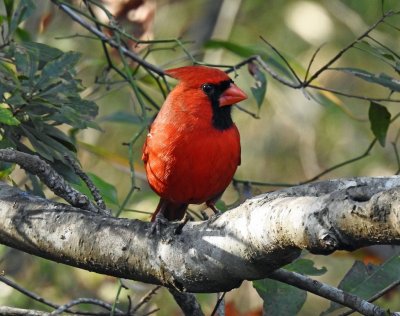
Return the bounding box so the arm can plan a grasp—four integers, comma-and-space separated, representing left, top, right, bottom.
174, 212, 194, 235
148, 212, 169, 236
200, 210, 209, 220
207, 203, 221, 216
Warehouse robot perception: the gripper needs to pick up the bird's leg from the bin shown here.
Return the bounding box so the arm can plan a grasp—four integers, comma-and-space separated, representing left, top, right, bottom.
174, 212, 194, 235
200, 210, 209, 220
148, 207, 169, 236
206, 201, 221, 216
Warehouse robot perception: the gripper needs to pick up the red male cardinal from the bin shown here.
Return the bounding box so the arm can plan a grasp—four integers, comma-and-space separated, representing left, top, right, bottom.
142, 66, 247, 222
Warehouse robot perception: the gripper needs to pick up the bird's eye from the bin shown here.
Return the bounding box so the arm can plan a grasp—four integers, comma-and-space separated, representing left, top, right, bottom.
201, 83, 214, 94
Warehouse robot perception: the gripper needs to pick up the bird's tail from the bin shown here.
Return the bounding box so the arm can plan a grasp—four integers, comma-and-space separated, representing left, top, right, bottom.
151, 198, 188, 221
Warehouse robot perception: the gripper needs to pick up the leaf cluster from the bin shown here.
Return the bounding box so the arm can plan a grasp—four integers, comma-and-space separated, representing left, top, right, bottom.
0, 0, 99, 181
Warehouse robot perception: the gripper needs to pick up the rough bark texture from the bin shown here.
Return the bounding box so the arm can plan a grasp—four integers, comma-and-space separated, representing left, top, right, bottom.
0, 177, 400, 293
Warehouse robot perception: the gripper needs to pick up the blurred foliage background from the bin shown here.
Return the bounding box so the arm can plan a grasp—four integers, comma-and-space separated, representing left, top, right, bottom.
1, 0, 400, 315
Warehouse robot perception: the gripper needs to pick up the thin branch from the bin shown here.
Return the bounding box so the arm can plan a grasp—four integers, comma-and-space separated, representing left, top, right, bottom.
50, 0, 165, 76
234, 104, 260, 119
210, 292, 226, 316
65, 155, 107, 210
0, 148, 108, 215
131, 286, 161, 314
367, 34, 400, 60
304, 10, 398, 85
168, 289, 204, 316
0, 275, 59, 310
339, 279, 400, 316
0, 306, 48, 316
304, 44, 324, 82
259, 35, 302, 84
0, 276, 110, 316
50, 298, 125, 315
269, 269, 387, 316
300, 139, 377, 184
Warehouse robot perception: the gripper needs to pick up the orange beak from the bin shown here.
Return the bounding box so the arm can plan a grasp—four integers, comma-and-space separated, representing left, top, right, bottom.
219, 83, 248, 107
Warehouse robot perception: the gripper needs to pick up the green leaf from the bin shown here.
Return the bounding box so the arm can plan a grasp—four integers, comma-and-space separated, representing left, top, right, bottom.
20, 41, 64, 64
338, 67, 400, 92
285, 258, 327, 276
73, 173, 119, 207
322, 251, 400, 315
249, 62, 267, 110
4, 0, 14, 22
8, 0, 35, 35
16, 27, 31, 41
254, 278, 307, 316
35, 51, 81, 89
88, 173, 119, 206
369, 102, 391, 146
0, 137, 15, 178
0, 107, 20, 126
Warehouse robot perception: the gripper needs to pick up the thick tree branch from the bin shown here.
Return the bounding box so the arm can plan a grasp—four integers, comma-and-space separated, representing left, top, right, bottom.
0, 176, 400, 294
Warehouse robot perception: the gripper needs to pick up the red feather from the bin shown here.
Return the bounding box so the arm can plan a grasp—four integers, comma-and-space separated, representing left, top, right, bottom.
142, 66, 247, 221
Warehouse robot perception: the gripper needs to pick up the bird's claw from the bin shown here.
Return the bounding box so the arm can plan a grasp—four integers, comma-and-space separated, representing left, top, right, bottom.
208, 203, 222, 216
148, 212, 169, 236
174, 212, 193, 235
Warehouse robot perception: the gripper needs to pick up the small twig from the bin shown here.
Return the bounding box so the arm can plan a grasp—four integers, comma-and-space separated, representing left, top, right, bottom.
210, 292, 226, 316
0, 148, 108, 215
0, 275, 109, 315
130, 285, 161, 314
65, 155, 107, 210
259, 35, 302, 84
50, 0, 165, 76
140, 308, 160, 316
50, 298, 125, 315
300, 139, 377, 184
234, 104, 260, 119
340, 279, 400, 316
233, 178, 293, 188
304, 10, 398, 86
392, 142, 400, 175
225, 56, 258, 74
168, 288, 204, 316
110, 281, 123, 316
0, 306, 48, 316
309, 82, 400, 103
0, 275, 59, 310
304, 44, 324, 82
269, 269, 387, 316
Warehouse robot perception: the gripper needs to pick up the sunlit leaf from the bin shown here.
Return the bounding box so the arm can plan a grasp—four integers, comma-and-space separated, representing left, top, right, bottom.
0, 107, 20, 126
369, 102, 391, 146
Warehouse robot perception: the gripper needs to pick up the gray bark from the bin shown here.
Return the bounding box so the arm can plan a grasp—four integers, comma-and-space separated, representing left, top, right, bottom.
0, 176, 399, 293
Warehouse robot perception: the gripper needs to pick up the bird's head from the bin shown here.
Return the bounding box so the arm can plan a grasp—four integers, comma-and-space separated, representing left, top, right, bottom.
165, 66, 247, 108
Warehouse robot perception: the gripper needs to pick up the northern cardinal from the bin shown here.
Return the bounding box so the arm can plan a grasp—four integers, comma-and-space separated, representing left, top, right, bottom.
142, 66, 247, 222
